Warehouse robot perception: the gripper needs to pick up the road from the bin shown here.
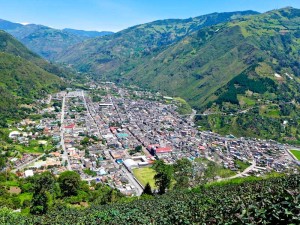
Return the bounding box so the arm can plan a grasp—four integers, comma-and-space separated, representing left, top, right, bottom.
12, 154, 45, 173
81, 90, 102, 138
60, 94, 72, 171
82, 91, 143, 195
121, 166, 144, 195
216, 160, 256, 182
82, 166, 144, 196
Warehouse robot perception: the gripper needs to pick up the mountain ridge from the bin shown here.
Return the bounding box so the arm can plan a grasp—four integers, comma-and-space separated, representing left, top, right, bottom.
57, 7, 300, 141
0, 19, 114, 60
57, 10, 259, 73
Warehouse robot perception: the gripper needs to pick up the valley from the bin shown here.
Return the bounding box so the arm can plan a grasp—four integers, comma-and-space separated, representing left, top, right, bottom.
0, 3, 300, 224
2, 82, 298, 197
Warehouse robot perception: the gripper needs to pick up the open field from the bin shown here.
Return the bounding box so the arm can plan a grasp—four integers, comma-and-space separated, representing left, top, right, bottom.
133, 167, 156, 188
234, 160, 251, 171
14, 140, 53, 154
290, 149, 300, 160
195, 157, 236, 178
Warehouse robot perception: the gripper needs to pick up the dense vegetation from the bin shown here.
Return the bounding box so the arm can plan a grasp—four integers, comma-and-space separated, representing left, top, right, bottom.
0, 30, 64, 123
57, 11, 258, 75
0, 171, 124, 215
0, 174, 298, 224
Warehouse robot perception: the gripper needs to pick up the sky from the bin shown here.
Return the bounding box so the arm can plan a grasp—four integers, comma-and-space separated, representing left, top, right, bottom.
0, 0, 300, 32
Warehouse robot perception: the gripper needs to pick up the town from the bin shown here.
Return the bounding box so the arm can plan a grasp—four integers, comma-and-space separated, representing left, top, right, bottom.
7, 82, 300, 196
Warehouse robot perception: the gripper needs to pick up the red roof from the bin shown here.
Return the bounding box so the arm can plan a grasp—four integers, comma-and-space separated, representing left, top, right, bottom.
198, 146, 206, 150
155, 147, 172, 153
110, 127, 118, 133
65, 124, 75, 129
147, 144, 160, 150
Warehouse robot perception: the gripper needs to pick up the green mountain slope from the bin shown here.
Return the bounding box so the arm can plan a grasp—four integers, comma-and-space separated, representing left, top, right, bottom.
123, 8, 300, 108
0, 31, 64, 122
62, 28, 114, 38
57, 11, 258, 74
0, 20, 113, 60
58, 7, 300, 141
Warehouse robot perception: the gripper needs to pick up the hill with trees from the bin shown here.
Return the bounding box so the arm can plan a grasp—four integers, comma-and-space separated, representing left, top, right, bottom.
0, 30, 64, 123
57, 10, 258, 75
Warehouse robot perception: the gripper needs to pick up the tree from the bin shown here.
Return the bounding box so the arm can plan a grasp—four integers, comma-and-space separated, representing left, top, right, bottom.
58, 171, 81, 197
135, 145, 142, 152
142, 182, 153, 196
173, 158, 193, 189
30, 192, 48, 215
0, 157, 6, 170
33, 172, 55, 193
153, 160, 173, 195
30, 172, 55, 215
80, 137, 90, 146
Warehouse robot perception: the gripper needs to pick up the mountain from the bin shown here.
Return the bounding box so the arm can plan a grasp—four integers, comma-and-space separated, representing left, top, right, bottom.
58, 7, 300, 142
63, 28, 113, 38
192, 7, 300, 142
57, 10, 259, 74
0, 19, 113, 60
0, 30, 64, 123
0, 19, 23, 30
123, 7, 300, 141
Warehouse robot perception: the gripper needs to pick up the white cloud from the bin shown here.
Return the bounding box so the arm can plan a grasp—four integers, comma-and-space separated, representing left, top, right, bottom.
19, 22, 30, 25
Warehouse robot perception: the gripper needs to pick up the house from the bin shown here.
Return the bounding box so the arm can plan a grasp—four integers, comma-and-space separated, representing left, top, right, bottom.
123, 159, 138, 170
154, 147, 173, 155
24, 170, 34, 177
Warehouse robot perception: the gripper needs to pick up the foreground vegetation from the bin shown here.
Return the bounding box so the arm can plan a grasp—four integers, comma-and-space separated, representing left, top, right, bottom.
0, 174, 299, 224
0, 171, 124, 216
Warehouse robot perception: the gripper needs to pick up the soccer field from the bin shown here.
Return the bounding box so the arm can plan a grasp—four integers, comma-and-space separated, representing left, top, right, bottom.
133, 167, 156, 188
290, 150, 300, 160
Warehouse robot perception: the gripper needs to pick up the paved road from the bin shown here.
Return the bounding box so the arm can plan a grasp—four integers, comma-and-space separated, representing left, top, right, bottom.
121, 166, 144, 195
12, 154, 45, 173
212, 160, 257, 182
81, 91, 102, 138
225, 160, 256, 180
61, 94, 72, 171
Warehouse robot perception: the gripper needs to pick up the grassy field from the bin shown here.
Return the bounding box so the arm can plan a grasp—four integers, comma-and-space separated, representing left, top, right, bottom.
235, 160, 251, 171
133, 167, 156, 188
18, 193, 33, 205
238, 95, 256, 106
174, 97, 193, 115
195, 157, 236, 178
13, 140, 53, 154
1, 180, 19, 187
290, 150, 300, 160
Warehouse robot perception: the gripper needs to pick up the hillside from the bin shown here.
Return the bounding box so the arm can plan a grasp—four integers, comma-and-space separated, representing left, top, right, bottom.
0, 19, 113, 60
60, 7, 300, 141
1, 174, 299, 224
120, 8, 300, 107
57, 10, 258, 74
62, 28, 113, 38
0, 30, 64, 122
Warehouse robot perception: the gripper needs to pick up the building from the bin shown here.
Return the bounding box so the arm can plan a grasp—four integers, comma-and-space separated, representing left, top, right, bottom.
123, 159, 138, 170
24, 170, 34, 177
